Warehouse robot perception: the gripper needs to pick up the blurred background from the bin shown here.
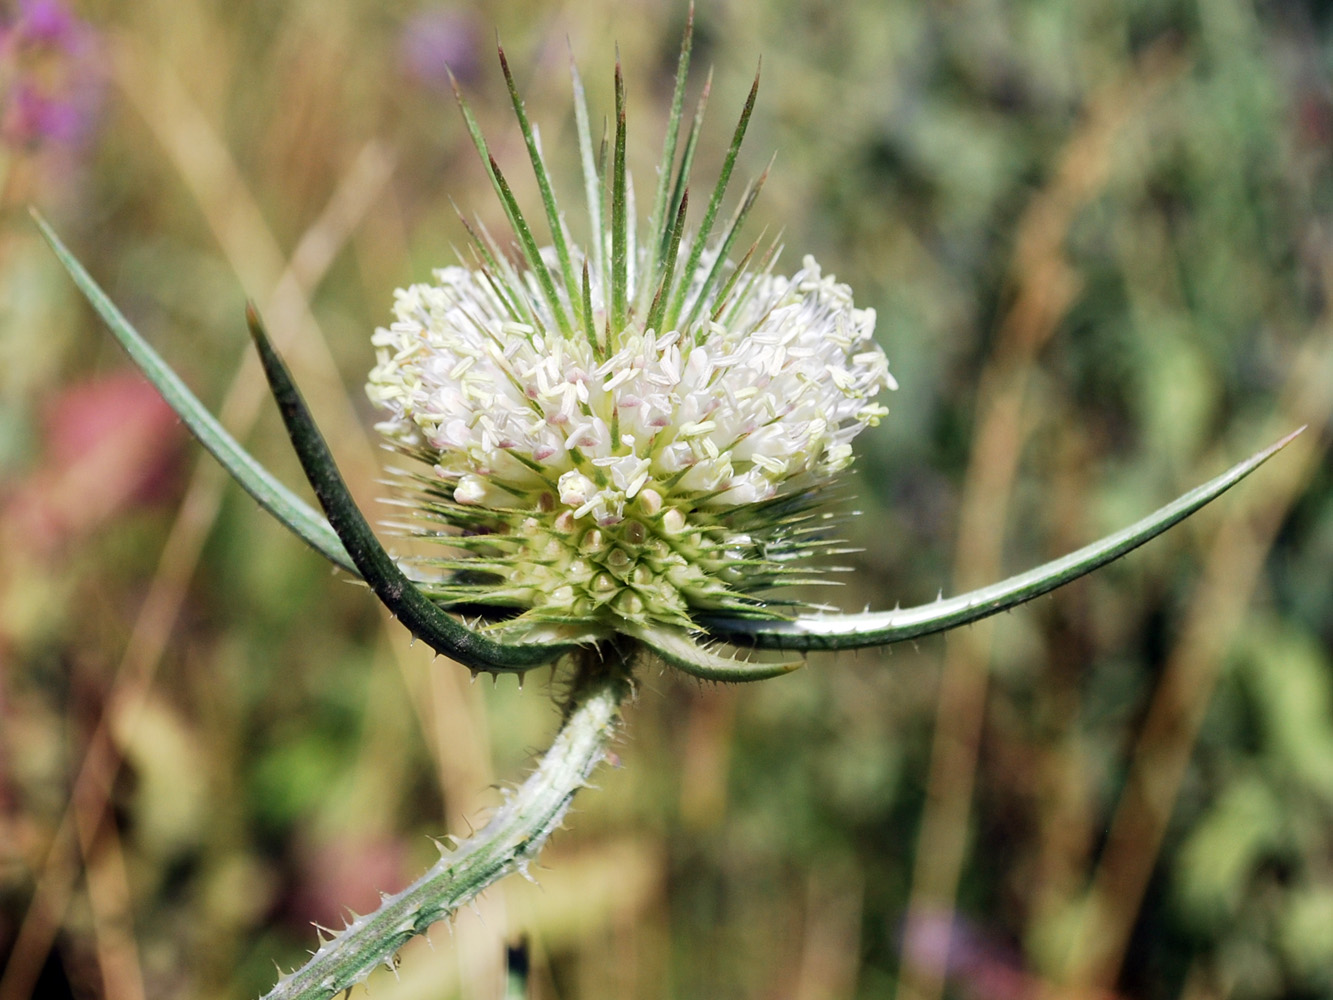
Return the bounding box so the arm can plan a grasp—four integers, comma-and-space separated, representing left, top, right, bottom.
1, 0, 1331, 998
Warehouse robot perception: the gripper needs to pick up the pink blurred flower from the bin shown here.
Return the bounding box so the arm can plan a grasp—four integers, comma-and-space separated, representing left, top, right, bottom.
0, 373, 181, 558
902, 909, 1037, 1000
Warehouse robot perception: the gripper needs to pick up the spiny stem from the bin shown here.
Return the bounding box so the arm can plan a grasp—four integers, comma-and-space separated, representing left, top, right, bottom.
260, 652, 633, 1000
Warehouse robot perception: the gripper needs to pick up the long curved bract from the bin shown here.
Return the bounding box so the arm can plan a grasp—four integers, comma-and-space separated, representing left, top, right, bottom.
39, 212, 570, 673
701, 428, 1303, 652
34, 212, 357, 576
245, 306, 574, 674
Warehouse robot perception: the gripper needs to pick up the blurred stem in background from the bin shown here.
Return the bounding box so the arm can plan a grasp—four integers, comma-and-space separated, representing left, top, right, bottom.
1060, 264, 1333, 995
0, 47, 397, 996
896, 43, 1185, 1000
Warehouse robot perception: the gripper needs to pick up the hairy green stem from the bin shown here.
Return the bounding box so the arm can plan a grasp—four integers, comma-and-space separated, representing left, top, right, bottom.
260, 652, 633, 1000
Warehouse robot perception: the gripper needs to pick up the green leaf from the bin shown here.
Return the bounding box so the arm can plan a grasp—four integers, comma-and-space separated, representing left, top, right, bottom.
701, 429, 1303, 651
487, 154, 570, 338
33, 211, 357, 576
245, 304, 574, 674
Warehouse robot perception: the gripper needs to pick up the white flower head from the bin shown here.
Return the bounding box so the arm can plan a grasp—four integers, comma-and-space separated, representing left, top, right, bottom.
366, 26, 895, 648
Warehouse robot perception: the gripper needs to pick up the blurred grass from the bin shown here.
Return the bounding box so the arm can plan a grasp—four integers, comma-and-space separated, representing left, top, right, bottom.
1, 1, 1332, 998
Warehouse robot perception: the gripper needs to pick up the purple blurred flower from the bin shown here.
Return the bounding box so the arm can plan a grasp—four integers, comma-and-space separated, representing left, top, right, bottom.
14, 0, 78, 46
4, 82, 81, 143
399, 7, 483, 91
901, 909, 1036, 1000
1, 0, 103, 150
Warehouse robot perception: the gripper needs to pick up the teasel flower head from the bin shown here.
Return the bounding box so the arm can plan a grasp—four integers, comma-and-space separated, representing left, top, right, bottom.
36, 10, 1292, 686
365, 15, 895, 666
37, 10, 1273, 687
